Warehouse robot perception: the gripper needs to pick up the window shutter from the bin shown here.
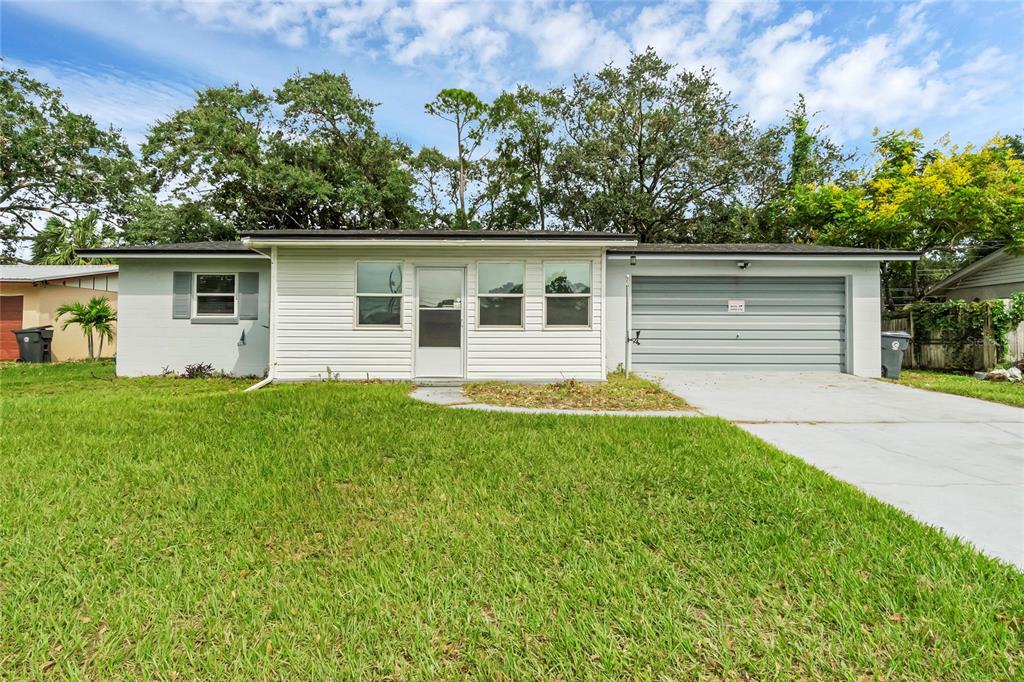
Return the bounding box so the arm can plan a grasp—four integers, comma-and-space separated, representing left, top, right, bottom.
172, 271, 192, 319
238, 272, 259, 320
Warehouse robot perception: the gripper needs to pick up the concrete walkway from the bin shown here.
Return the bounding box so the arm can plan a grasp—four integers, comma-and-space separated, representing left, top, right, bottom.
646, 371, 1024, 569
409, 386, 695, 417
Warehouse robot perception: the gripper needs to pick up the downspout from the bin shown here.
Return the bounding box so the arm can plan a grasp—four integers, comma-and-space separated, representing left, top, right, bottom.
624, 273, 632, 377
242, 242, 276, 393
244, 376, 273, 392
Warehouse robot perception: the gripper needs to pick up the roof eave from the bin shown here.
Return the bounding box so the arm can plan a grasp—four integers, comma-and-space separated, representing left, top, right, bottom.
241, 236, 637, 248
75, 250, 266, 259
607, 251, 920, 261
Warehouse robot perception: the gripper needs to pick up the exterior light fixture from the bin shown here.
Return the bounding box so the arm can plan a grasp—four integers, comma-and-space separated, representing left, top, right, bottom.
629, 255, 637, 266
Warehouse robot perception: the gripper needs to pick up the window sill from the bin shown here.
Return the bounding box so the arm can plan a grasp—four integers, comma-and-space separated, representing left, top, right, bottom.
191, 317, 239, 325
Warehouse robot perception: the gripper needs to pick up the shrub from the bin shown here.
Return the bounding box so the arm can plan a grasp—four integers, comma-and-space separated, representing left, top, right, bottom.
181, 362, 214, 379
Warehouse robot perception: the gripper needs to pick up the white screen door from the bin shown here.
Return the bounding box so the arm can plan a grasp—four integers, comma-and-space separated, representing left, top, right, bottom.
415, 267, 464, 378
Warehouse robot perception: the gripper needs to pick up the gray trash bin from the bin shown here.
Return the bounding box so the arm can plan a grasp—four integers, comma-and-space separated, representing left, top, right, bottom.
11, 326, 54, 363
881, 330, 912, 379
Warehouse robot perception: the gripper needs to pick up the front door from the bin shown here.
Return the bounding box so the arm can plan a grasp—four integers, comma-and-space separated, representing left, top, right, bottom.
415, 267, 465, 378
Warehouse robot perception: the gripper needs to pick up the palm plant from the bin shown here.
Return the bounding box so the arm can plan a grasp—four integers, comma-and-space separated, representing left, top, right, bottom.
32, 212, 113, 266
55, 297, 117, 359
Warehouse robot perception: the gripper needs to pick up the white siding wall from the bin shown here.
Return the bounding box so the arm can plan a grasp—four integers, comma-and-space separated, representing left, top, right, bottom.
606, 257, 884, 378
272, 245, 606, 381
117, 258, 271, 377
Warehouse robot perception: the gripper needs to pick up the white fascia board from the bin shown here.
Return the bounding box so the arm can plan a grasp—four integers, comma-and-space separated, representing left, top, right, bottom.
243, 238, 636, 249
82, 253, 269, 260
607, 253, 919, 262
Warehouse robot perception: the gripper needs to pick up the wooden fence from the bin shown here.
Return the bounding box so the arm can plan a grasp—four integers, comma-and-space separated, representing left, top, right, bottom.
882, 316, 1024, 370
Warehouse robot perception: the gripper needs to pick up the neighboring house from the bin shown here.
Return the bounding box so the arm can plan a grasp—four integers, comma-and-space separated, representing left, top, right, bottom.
0, 264, 119, 361
79, 231, 917, 380
927, 246, 1024, 301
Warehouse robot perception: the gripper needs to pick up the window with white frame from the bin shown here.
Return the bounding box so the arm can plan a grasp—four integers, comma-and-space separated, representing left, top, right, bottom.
356, 262, 403, 326
544, 261, 591, 327
478, 262, 524, 327
194, 273, 237, 316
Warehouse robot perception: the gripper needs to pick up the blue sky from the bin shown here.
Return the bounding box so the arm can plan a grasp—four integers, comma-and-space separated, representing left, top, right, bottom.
3, 0, 1022, 156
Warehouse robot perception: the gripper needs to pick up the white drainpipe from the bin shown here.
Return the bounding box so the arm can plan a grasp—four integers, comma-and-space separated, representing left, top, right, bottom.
624, 273, 632, 377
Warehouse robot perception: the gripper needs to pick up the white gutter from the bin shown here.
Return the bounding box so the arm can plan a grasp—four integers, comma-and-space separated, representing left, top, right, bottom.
608, 253, 920, 262
76, 252, 268, 260
242, 237, 637, 248
624, 273, 632, 377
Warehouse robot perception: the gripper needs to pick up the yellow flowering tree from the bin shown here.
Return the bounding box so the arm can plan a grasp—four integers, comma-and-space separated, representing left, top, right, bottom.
789, 130, 1024, 305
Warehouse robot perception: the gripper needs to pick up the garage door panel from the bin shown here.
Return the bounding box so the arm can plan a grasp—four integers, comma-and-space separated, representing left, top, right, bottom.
634, 304, 845, 316
630, 276, 846, 372
638, 340, 845, 353
639, 328, 845, 341
637, 352, 844, 363
633, 316, 845, 331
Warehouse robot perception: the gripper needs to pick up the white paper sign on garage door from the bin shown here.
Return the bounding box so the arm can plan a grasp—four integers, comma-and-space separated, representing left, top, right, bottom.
727, 299, 745, 313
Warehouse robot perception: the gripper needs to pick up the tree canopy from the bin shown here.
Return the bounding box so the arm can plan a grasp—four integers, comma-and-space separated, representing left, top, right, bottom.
0, 66, 139, 261
142, 71, 418, 235
2, 54, 1021, 300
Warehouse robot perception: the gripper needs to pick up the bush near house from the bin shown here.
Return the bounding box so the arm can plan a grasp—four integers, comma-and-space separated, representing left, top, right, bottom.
885, 293, 1024, 370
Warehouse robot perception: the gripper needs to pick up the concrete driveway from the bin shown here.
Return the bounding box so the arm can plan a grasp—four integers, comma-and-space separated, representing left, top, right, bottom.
646, 372, 1024, 569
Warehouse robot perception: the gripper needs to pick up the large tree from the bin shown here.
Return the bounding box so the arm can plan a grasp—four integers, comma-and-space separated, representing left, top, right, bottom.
483, 85, 558, 231
547, 48, 783, 243
409, 146, 459, 229
424, 89, 488, 228
0, 66, 139, 261
790, 130, 1024, 304
143, 71, 418, 233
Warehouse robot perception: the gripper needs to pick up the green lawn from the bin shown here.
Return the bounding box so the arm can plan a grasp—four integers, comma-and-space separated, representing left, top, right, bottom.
1, 362, 1021, 679
896, 369, 1024, 407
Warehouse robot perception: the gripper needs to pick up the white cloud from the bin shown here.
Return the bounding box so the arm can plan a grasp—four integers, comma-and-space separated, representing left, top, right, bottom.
9, 59, 195, 148
10, 0, 1018, 149
743, 11, 829, 121
525, 3, 629, 71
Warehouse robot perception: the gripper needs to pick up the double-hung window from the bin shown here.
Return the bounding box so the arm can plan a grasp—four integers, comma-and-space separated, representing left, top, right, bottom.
477, 262, 524, 327
356, 262, 403, 326
194, 273, 237, 317
544, 261, 591, 327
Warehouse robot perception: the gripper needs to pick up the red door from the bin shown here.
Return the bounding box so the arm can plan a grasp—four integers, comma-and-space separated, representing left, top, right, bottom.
1, 296, 24, 361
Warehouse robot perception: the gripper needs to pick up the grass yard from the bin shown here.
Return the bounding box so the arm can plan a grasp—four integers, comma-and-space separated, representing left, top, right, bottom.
896, 369, 1024, 407
1, 362, 1022, 679
464, 372, 691, 411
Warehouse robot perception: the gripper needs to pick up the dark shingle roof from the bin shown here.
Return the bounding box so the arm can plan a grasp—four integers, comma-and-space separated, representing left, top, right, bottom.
609, 243, 920, 258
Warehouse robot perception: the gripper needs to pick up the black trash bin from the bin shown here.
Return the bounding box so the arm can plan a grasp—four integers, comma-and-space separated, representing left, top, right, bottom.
11, 326, 54, 363
881, 330, 912, 379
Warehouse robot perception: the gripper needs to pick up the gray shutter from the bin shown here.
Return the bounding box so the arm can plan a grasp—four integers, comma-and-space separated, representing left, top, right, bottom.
238, 272, 259, 320
172, 271, 192, 319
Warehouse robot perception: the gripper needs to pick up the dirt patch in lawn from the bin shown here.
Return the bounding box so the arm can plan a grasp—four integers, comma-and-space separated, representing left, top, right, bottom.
464, 373, 692, 412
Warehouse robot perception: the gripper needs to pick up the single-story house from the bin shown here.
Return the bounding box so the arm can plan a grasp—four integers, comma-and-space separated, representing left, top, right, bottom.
0, 264, 119, 361
78, 231, 918, 381
927, 246, 1024, 301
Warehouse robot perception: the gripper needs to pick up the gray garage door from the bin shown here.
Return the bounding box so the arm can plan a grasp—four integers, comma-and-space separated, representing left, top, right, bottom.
630, 276, 846, 371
